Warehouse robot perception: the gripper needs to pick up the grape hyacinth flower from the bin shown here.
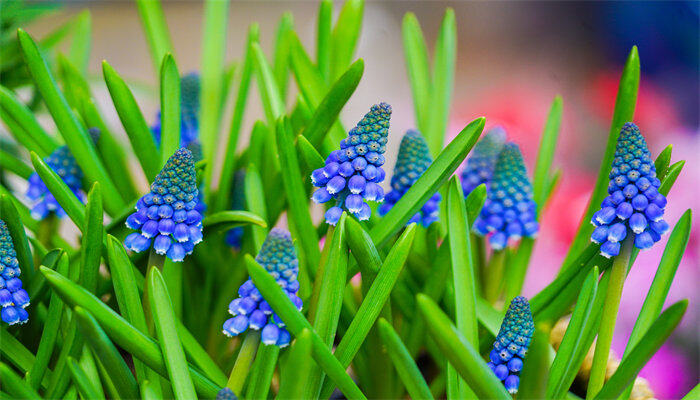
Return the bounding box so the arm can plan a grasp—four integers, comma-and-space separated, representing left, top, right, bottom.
487, 296, 534, 394
216, 388, 238, 400
152, 73, 201, 148
25, 128, 100, 220
590, 123, 668, 257
0, 220, 30, 325
378, 129, 440, 227
124, 148, 203, 262
311, 103, 391, 225
222, 229, 302, 347
473, 143, 539, 250
460, 126, 507, 197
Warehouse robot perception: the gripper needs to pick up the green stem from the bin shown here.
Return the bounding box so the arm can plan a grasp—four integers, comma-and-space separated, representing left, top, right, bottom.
227, 331, 260, 394
586, 238, 633, 399
484, 250, 506, 304
162, 258, 182, 318
147, 251, 165, 271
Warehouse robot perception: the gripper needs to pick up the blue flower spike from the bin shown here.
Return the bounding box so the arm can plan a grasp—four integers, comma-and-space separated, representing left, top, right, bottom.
26, 128, 101, 220
222, 228, 302, 348
152, 73, 201, 149
124, 148, 203, 262
460, 126, 507, 197
311, 103, 392, 225
379, 129, 441, 227
216, 387, 238, 400
488, 296, 534, 394
473, 143, 539, 250
591, 123, 668, 257
0, 220, 30, 326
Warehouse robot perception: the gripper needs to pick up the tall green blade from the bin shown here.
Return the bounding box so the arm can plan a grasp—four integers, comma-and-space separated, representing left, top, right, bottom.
160, 53, 180, 166
329, 0, 364, 80
278, 329, 314, 400
402, 12, 432, 135
68, 10, 91, 75
0, 84, 57, 156
532, 96, 563, 205
80, 183, 103, 294
316, 0, 332, 81
135, 0, 174, 75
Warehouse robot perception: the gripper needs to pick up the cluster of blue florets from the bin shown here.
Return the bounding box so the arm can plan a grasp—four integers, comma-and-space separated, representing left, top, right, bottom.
152, 73, 201, 149
591, 122, 668, 257
460, 127, 506, 197
124, 148, 203, 262
216, 387, 237, 400
311, 103, 391, 225
0, 220, 30, 326
473, 143, 539, 250
488, 296, 534, 394
25, 128, 100, 220
379, 130, 440, 227
222, 229, 301, 347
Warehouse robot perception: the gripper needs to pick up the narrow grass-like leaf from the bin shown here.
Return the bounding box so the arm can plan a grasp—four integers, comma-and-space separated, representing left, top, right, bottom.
317, 0, 332, 81
319, 224, 416, 398
563, 46, 639, 268
81, 183, 103, 294
302, 58, 364, 149
0, 148, 32, 178
253, 42, 285, 125
277, 118, 320, 279
330, 0, 364, 80
78, 346, 104, 399
0, 85, 57, 156
654, 144, 672, 181
18, 29, 124, 212
39, 266, 221, 397
547, 266, 599, 399
424, 8, 456, 156
243, 165, 269, 249
135, 0, 174, 75
67, 357, 102, 400
102, 60, 160, 181
31, 151, 86, 227
74, 307, 140, 399
417, 294, 511, 400
681, 384, 700, 400
0, 363, 41, 399
658, 160, 684, 196
213, 24, 258, 211
199, 0, 229, 190
273, 12, 294, 98
371, 117, 485, 246
0, 195, 34, 283
175, 321, 227, 386
68, 10, 91, 75
618, 210, 691, 399
0, 328, 49, 386
244, 255, 367, 400
533, 96, 562, 205
378, 318, 435, 400
160, 53, 180, 166
148, 267, 197, 400
402, 12, 431, 135
297, 134, 325, 172
245, 344, 279, 400
594, 300, 688, 400
201, 210, 267, 235
278, 329, 314, 400
518, 326, 550, 399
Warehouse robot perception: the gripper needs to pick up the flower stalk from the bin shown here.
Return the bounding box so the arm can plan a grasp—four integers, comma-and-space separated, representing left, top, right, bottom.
484, 250, 506, 304
227, 331, 260, 393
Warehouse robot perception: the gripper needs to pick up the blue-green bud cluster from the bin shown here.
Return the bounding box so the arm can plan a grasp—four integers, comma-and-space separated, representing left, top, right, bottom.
460, 127, 507, 197
0, 220, 30, 325
488, 296, 534, 394
152, 73, 201, 149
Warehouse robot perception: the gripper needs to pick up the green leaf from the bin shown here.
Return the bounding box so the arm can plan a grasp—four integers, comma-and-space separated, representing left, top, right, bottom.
417, 294, 511, 400
135, 0, 174, 75
402, 12, 432, 135
681, 384, 700, 400
278, 329, 314, 400
67, 356, 102, 400
18, 29, 124, 213
533, 96, 563, 206
302, 58, 364, 149
0, 195, 34, 283
244, 165, 269, 249
245, 343, 279, 400
0, 146, 32, 179
316, 0, 332, 81
30, 151, 86, 228
618, 209, 692, 399
563, 46, 639, 269
0, 84, 57, 157
0, 363, 41, 399
653, 144, 672, 181
147, 267, 197, 400
244, 255, 367, 400
594, 300, 688, 400
102, 60, 160, 181
39, 265, 221, 397
465, 183, 487, 226
319, 224, 417, 398
297, 134, 325, 172
74, 307, 140, 400
273, 12, 294, 98
330, 0, 364, 80
68, 10, 91, 75
517, 326, 550, 399
201, 210, 267, 235
658, 160, 684, 196
370, 117, 485, 246
80, 183, 103, 294
213, 24, 258, 211
252, 42, 285, 126
547, 266, 599, 399
377, 318, 434, 400
424, 8, 456, 156
199, 0, 229, 191
160, 53, 180, 167
276, 118, 320, 282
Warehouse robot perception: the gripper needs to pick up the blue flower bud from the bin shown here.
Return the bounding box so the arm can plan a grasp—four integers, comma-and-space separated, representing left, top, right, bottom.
261, 323, 280, 345
504, 375, 520, 394
591, 123, 669, 255
607, 222, 628, 243
460, 127, 507, 197
311, 104, 391, 224
154, 234, 172, 255
167, 243, 186, 262
276, 328, 291, 347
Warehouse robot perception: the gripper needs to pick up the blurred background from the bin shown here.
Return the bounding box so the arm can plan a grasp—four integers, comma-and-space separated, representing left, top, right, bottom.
15, 1, 700, 398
